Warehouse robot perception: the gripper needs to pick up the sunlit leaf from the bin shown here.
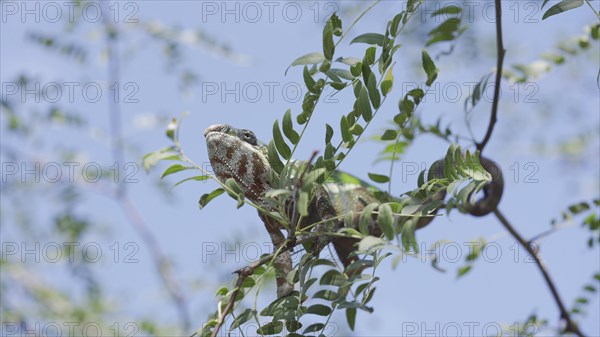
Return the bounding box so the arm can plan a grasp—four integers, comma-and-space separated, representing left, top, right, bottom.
273, 120, 291, 160
378, 203, 395, 240
351, 33, 385, 46
542, 0, 583, 20
199, 188, 225, 209
161, 164, 193, 179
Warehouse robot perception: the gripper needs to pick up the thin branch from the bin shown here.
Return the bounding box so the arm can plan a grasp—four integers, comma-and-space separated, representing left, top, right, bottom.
476, 0, 505, 153
334, 0, 382, 48
102, 1, 190, 330
493, 209, 586, 337
528, 221, 577, 244
583, 0, 600, 21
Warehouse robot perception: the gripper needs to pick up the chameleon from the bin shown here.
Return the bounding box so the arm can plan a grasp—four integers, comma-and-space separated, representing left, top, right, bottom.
204, 124, 503, 297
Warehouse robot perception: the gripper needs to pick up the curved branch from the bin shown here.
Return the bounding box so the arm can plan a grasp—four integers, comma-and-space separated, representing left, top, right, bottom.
477, 0, 505, 153
493, 209, 586, 337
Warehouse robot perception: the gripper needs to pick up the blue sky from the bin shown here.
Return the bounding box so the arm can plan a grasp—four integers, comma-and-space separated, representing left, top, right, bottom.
1, 1, 599, 336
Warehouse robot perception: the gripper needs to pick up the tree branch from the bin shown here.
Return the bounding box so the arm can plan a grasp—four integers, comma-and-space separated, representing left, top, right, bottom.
477, 0, 505, 153
206, 232, 340, 337
493, 209, 586, 337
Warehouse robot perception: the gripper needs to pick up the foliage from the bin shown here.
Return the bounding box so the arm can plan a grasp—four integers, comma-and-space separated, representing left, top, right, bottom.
142, 1, 599, 336
3, 1, 599, 337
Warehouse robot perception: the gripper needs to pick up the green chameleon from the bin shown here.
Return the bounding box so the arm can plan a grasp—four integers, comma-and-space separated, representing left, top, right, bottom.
204, 124, 503, 297
204, 124, 444, 297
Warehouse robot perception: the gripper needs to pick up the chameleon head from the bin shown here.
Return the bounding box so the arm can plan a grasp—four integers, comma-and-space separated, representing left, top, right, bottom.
204, 124, 272, 203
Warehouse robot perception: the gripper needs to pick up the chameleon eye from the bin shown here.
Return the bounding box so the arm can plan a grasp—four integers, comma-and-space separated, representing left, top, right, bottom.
240, 130, 257, 145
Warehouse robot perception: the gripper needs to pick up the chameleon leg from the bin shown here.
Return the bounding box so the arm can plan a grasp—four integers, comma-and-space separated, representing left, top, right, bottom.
259, 213, 294, 298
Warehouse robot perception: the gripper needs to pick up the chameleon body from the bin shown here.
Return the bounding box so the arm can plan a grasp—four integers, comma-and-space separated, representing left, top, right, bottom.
204, 124, 436, 297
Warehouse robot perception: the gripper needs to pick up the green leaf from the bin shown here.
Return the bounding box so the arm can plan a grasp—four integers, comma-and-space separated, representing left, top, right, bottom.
257, 321, 283, 335
427, 18, 462, 46
267, 140, 284, 174
351, 33, 385, 46
358, 236, 387, 252
319, 58, 332, 74
429, 18, 461, 36
320, 269, 346, 286
282, 109, 300, 145
325, 123, 334, 143
350, 62, 362, 77
289, 52, 326, 67
335, 56, 361, 66
422, 49, 438, 86
230, 309, 255, 330
340, 116, 352, 142
166, 118, 177, 141
457, 265, 472, 278
542, 0, 583, 20
171, 175, 209, 191
466, 73, 493, 112
368, 173, 390, 183
285, 320, 302, 333
272, 120, 291, 160
297, 191, 309, 217
359, 203, 379, 235
306, 304, 332, 316
240, 277, 255, 288
329, 68, 355, 80
381, 129, 398, 140
303, 323, 325, 334
401, 221, 418, 252
364, 46, 376, 65
366, 72, 381, 109
223, 178, 242, 194
381, 66, 394, 96
432, 5, 463, 16
215, 286, 228, 296
323, 20, 335, 60
378, 203, 395, 240
399, 98, 415, 116
161, 164, 193, 179
313, 290, 338, 301
302, 277, 318, 293
199, 188, 225, 209
303, 66, 317, 93
358, 86, 373, 122
349, 123, 364, 136
142, 148, 179, 172
331, 12, 342, 35
390, 13, 403, 37
591, 24, 599, 40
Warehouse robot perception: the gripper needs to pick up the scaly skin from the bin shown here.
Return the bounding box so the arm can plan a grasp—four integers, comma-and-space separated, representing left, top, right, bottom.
204, 124, 441, 297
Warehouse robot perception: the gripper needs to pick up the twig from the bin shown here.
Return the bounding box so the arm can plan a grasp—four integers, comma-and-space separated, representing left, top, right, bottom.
493, 209, 586, 337
210, 266, 254, 337
528, 221, 577, 244
476, 0, 505, 153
